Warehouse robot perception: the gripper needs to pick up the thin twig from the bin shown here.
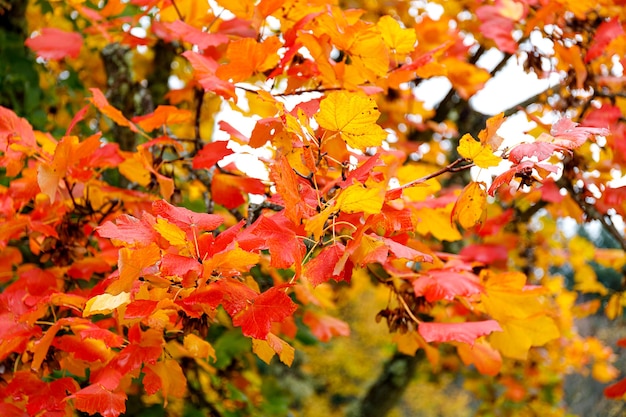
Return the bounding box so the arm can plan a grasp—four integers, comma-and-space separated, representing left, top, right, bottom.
392, 158, 474, 191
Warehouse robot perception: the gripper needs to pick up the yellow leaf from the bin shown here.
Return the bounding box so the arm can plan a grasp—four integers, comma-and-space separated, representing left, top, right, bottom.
110, 244, 162, 294
203, 245, 260, 275
184, 334, 216, 361
377, 16, 416, 56
336, 183, 385, 215
414, 207, 462, 241
83, 292, 130, 317
119, 155, 151, 186
315, 91, 387, 151
457, 134, 501, 168
452, 182, 487, 229
154, 218, 188, 248
305, 204, 335, 240
489, 316, 560, 360
397, 164, 441, 202
252, 333, 295, 366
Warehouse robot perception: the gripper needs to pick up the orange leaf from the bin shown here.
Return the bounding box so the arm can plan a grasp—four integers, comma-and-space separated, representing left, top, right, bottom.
216, 37, 282, 82
89, 88, 138, 132
109, 244, 161, 294
133, 106, 193, 132
457, 339, 502, 376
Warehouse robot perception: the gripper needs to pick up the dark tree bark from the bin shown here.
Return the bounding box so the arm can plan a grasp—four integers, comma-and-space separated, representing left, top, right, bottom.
347, 350, 424, 417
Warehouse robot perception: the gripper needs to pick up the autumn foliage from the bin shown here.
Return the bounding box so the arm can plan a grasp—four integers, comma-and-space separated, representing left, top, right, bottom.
2, 0, 626, 416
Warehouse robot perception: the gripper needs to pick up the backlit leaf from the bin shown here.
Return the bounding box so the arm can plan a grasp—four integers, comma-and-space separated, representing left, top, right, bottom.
315, 91, 387, 151
336, 183, 385, 215
84, 292, 131, 317
216, 37, 282, 82
88, 88, 138, 132
419, 320, 502, 345
377, 16, 416, 55
192, 140, 233, 169
70, 384, 126, 417
25, 28, 83, 60
457, 134, 501, 168
452, 181, 487, 230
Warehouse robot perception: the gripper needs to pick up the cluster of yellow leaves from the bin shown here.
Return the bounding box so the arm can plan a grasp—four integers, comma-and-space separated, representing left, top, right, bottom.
480, 271, 560, 360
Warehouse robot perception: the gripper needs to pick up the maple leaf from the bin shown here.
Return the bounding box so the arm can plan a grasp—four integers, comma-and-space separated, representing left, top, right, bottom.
187, 279, 297, 340
182, 51, 236, 99
192, 140, 234, 169
304, 243, 347, 286
457, 339, 502, 376
315, 91, 388, 151
84, 292, 130, 316
377, 15, 417, 56
585, 17, 624, 62
412, 270, 483, 302
418, 320, 502, 345
152, 199, 223, 233
70, 384, 127, 417
457, 134, 501, 168
548, 118, 610, 148
25, 27, 83, 60
97, 213, 158, 246
143, 360, 186, 406
252, 333, 296, 366
88, 88, 138, 132
452, 181, 488, 230
302, 311, 350, 342
132, 106, 193, 132
216, 37, 282, 82
163, 20, 229, 49
211, 173, 266, 209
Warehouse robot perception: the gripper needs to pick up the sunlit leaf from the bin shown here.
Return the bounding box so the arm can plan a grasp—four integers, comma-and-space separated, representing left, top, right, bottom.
315, 91, 387, 151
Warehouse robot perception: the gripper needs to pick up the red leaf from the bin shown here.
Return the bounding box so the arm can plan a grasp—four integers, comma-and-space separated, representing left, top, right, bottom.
164, 20, 229, 49
508, 142, 560, 164
52, 335, 110, 362
247, 213, 306, 269
549, 118, 609, 148
419, 320, 502, 345
232, 285, 297, 339
605, 377, 626, 398
161, 253, 203, 278
476, 6, 517, 53
25, 27, 82, 60
109, 327, 163, 374
152, 199, 223, 232
583, 103, 621, 128
192, 140, 233, 169
182, 51, 236, 99
124, 300, 159, 319
302, 311, 350, 342
460, 243, 509, 265
304, 243, 346, 286
586, 17, 624, 63
97, 213, 157, 245
412, 270, 483, 302
70, 384, 127, 417
189, 279, 297, 339
211, 173, 266, 209
618, 338, 626, 348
